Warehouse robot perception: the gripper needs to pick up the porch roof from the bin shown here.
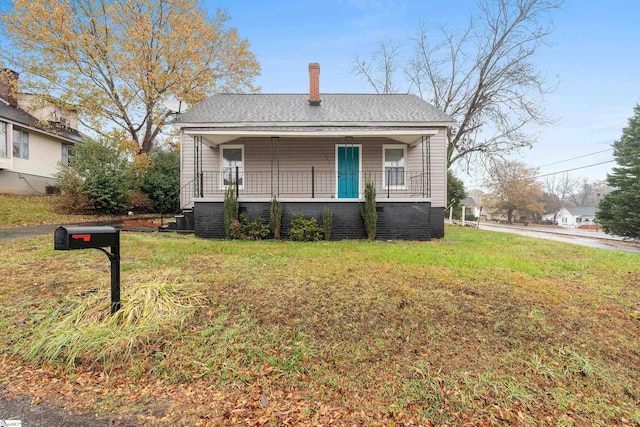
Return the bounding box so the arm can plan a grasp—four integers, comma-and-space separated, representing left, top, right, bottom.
184, 126, 440, 147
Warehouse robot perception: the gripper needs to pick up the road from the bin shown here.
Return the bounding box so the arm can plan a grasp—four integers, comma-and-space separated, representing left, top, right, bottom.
478, 222, 640, 254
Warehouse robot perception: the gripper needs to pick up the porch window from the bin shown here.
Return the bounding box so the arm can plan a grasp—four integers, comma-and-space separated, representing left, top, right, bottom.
13, 128, 29, 159
221, 145, 243, 188
0, 121, 6, 158
383, 145, 406, 188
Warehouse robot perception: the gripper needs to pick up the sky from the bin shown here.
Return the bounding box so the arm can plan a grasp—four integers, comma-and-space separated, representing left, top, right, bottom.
203, 0, 640, 189
1, 0, 638, 191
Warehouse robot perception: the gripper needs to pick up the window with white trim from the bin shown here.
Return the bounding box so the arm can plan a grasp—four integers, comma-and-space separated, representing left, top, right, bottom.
0, 121, 6, 158
383, 145, 406, 188
221, 145, 244, 187
13, 128, 29, 159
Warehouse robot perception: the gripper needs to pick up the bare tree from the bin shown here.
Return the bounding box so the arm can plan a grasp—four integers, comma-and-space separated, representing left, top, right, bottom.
353, 0, 563, 169
570, 177, 596, 207
353, 37, 402, 95
543, 173, 577, 220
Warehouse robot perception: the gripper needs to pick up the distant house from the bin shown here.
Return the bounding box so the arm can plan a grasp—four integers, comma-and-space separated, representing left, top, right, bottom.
173, 63, 455, 240
461, 196, 482, 218
0, 69, 81, 195
557, 207, 596, 228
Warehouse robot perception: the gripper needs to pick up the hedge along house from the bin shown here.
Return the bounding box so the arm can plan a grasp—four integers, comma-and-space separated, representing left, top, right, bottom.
173, 63, 455, 240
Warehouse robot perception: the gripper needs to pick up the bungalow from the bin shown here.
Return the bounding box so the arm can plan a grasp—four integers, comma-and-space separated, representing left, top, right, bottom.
0, 69, 81, 195
173, 63, 455, 240
557, 206, 596, 228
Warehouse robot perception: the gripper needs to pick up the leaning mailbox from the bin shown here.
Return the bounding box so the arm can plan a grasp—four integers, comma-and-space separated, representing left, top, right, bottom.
54, 226, 121, 313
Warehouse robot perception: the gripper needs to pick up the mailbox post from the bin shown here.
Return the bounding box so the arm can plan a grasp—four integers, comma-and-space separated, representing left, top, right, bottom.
54, 226, 121, 314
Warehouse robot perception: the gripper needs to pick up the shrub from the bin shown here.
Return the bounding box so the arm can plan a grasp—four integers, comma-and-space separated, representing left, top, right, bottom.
54, 167, 92, 214
289, 213, 323, 241
240, 214, 270, 240
127, 189, 153, 212
322, 207, 333, 241
361, 177, 377, 241
139, 150, 180, 214
55, 139, 133, 214
270, 196, 283, 240
224, 183, 239, 239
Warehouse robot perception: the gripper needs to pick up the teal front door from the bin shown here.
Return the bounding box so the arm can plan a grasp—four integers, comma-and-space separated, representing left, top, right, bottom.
337, 146, 360, 198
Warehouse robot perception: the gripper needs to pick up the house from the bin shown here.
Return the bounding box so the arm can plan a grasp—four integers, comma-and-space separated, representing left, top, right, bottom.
173, 63, 455, 240
0, 69, 81, 195
557, 207, 596, 228
461, 196, 482, 219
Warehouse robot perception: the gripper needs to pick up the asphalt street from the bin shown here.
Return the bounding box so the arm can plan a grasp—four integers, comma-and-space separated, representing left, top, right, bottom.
478, 222, 640, 254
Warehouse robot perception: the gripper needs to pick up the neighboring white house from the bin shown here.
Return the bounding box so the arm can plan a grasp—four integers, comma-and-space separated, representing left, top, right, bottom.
461, 196, 482, 218
557, 207, 596, 228
0, 69, 81, 195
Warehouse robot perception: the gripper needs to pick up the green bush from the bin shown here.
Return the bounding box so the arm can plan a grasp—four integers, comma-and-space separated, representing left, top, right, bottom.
240, 214, 270, 240
270, 196, 283, 240
322, 207, 333, 241
139, 150, 180, 213
224, 183, 239, 239
55, 140, 179, 216
289, 213, 323, 241
361, 177, 377, 241
55, 139, 133, 214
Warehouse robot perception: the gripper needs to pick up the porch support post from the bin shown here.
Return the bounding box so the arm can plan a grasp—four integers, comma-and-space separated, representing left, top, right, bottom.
311, 166, 315, 198
235, 166, 239, 198
270, 136, 280, 197
194, 135, 203, 198
421, 135, 431, 199
462, 205, 466, 226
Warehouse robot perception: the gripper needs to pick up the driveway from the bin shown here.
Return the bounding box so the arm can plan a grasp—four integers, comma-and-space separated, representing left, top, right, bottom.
478, 222, 640, 254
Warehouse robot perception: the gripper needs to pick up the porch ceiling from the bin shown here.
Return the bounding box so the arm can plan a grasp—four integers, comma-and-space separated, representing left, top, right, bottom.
184, 127, 439, 147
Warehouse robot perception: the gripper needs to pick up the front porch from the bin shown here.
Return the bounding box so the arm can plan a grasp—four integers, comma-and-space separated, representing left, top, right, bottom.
178, 131, 446, 240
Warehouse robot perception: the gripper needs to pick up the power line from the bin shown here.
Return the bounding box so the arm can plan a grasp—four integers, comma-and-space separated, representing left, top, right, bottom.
536, 148, 612, 169
535, 159, 615, 179
476, 159, 616, 187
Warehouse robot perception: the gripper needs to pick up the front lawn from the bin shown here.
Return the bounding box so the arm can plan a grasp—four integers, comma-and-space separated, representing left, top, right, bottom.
0, 193, 156, 228
0, 227, 638, 425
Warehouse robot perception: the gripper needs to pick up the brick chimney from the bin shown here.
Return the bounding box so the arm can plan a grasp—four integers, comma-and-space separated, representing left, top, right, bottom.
308, 63, 320, 106
0, 68, 19, 107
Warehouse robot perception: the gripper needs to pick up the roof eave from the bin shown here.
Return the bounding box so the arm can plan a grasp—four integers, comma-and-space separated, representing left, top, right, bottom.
184, 127, 444, 147
174, 120, 456, 128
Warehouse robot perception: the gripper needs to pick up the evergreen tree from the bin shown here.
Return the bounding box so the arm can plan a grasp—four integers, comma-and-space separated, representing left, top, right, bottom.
447, 171, 466, 217
597, 104, 640, 239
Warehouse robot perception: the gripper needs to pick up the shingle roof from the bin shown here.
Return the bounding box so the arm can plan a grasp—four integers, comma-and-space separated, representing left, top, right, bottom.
0, 102, 81, 143
461, 197, 478, 207
565, 206, 596, 217
175, 94, 455, 125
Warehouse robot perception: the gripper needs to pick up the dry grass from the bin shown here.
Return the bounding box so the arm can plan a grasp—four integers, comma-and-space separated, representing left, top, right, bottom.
0, 228, 639, 425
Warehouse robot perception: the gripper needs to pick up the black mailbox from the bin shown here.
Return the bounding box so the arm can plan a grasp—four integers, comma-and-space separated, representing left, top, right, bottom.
54, 226, 121, 313
55, 226, 118, 250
